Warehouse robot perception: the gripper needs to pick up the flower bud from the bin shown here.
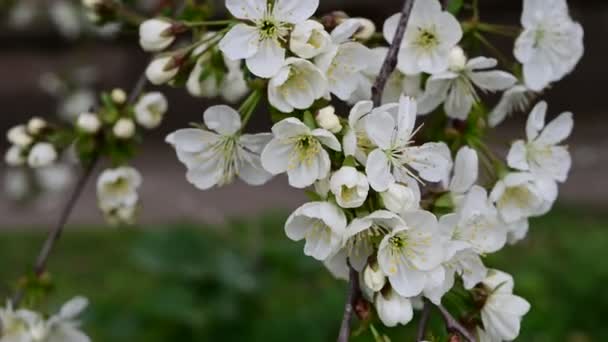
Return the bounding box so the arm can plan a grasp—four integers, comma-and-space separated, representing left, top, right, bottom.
145, 56, 179, 85
353, 18, 376, 41
77, 112, 102, 133
27, 117, 47, 135
316, 106, 343, 133
139, 19, 175, 52
7, 125, 33, 147
110, 88, 127, 104
113, 118, 135, 139
28, 142, 58, 168
380, 183, 417, 213
448, 46, 467, 71
290, 20, 331, 59
82, 0, 102, 9
5, 145, 25, 166
134, 92, 168, 129
375, 288, 414, 327
363, 263, 386, 292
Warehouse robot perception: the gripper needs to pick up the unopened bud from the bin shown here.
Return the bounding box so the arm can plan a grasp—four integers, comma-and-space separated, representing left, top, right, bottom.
448, 46, 467, 71
27, 117, 47, 135
28, 142, 57, 168
7, 125, 33, 147
113, 118, 135, 139
139, 18, 176, 52
363, 262, 386, 292
353, 18, 376, 41
111, 88, 127, 105
316, 106, 343, 133
145, 56, 179, 85
77, 112, 102, 133
5, 145, 25, 166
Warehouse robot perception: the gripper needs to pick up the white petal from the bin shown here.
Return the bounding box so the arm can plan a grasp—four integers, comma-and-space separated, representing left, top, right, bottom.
203, 105, 242, 135
219, 24, 259, 60
366, 149, 394, 192
383, 13, 401, 45
260, 138, 292, 174
331, 18, 360, 44
507, 140, 530, 171
271, 117, 310, 138
469, 70, 517, 92
312, 129, 341, 151
246, 38, 285, 78
449, 146, 478, 193
526, 101, 547, 141
444, 80, 474, 120
365, 111, 395, 150
225, 0, 265, 20
272, 0, 318, 24
404, 142, 452, 183
376, 291, 414, 327
536, 111, 573, 145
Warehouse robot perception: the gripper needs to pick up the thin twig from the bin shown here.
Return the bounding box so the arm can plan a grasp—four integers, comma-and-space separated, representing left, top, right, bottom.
11, 157, 98, 306
337, 265, 360, 342
416, 301, 432, 341
437, 304, 476, 342
371, 0, 415, 106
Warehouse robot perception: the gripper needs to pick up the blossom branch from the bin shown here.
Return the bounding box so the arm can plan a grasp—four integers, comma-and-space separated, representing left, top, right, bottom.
416, 301, 432, 341
337, 265, 360, 342
371, 0, 415, 106
437, 304, 476, 342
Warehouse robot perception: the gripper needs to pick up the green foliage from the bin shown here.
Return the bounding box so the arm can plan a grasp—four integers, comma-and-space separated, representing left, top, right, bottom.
1, 207, 607, 341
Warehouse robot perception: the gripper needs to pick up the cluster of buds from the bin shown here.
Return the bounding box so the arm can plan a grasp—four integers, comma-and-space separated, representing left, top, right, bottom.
5, 117, 58, 168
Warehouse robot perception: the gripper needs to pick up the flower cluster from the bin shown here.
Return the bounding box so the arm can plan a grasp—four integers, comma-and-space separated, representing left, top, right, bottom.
3, 0, 584, 339
0, 296, 90, 342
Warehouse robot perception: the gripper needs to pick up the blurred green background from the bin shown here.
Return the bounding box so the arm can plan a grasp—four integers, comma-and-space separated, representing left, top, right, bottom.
1, 206, 606, 341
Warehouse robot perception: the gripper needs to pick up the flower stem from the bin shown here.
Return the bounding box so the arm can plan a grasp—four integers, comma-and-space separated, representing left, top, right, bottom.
183, 19, 236, 27
239, 90, 263, 128
337, 264, 360, 342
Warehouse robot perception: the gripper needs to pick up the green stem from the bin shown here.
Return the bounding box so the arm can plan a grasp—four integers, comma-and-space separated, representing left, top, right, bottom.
183, 19, 236, 27
477, 23, 521, 37
239, 90, 263, 128
472, 0, 480, 22
474, 32, 511, 67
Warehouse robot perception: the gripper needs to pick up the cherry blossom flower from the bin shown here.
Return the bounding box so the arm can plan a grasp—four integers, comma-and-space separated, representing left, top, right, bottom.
329, 166, 369, 209
375, 288, 414, 327
134, 92, 168, 129
268, 58, 327, 113
219, 0, 319, 78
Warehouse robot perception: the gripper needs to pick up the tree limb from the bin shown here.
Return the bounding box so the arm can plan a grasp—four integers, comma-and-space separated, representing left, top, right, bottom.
371, 0, 415, 106
416, 300, 432, 341
437, 304, 476, 342
337, 265, 360, 342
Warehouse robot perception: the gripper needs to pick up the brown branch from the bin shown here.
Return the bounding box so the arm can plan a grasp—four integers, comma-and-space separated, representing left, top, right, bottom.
371, 0, 415, 106
11, 156, 98, 306
437, 304, 476, 342
337, 265, 360, 342
416, 300, 432, 341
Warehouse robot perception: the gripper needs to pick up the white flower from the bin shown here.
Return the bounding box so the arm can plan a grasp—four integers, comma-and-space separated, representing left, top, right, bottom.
77, 112, 101, 133
440, 186, 507, 255
134, 92, 168, 129
365, 96, 452, 192
481, 270, 531, 341
5, 145, 25, 166
261, 117, 341, 188
323, 249, 350, 281
507, 101, 573, 182
315, 106, 343, 134
380, 179, 420, 214
418, 55, 517, 120
145, 56, 179, 85
187, 33, 249, 103
377, 210, 444, 297
383, 0, 462, 74
315, 20, 372, 101
113, 118, 135, 139
44, 296, 91, 342
139, 18, 175, 52
515, 0, 584, 91
344, 210, 406, 271
7, 125, 33, 147
488, 84, 534, 127
110, 88, 127, 105
268, 58, 327, 113
289, 20, 331, 59
28, 142, 58, 168
97, 166, 142, 211
219, 0, 319, 78
59, 89, 97, 121
342, 101, 375, 165
329, 166, 369, 209
490, 172, 557, 223
352, 18, 376, 41
285, 201, 347, 261
375, 288, 414, 327
167, 105, 273, 190
447, 146, 478, 198
0, 302, 35, 341
103, 204, 137, 226
27, 117, 47, 135
505, 218, 529, 245
363, 262, 386, 292
382, 69, 422, 105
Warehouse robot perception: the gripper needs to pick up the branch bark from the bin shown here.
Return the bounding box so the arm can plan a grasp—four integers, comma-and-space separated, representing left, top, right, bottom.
371, 0, 415, 106
437, 304, 476, 342
416, 300, 432, 341
337, 265, 360, 342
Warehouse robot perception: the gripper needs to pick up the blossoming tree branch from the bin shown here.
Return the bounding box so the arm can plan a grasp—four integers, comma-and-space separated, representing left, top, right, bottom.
2, 0, 583, 340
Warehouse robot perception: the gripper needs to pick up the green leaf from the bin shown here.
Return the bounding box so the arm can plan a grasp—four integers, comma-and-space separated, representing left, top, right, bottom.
447, 0, 464, 15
